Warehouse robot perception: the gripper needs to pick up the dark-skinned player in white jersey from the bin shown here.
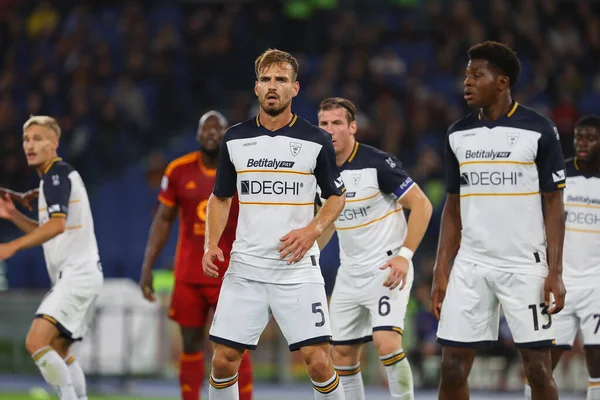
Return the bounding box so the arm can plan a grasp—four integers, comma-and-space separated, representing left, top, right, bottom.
431, 41, 567, 400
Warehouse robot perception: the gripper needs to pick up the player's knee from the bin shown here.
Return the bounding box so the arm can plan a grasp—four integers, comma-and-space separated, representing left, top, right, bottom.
211, 345, 243, 378
373, 331, 402, 357
523, 358, 552, 388
25, 332, 49, 355
303, 345, 334, 381
332, 345, 359, 366
440, 353, 468, 387
181, 327, 204, 354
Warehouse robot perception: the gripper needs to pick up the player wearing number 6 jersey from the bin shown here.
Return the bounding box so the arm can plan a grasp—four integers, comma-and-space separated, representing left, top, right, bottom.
0, 116, 103, 400
524, 115, 600, 399
431, 42, 566, 400
140, 111, 253, 400
316, 98, 432, 400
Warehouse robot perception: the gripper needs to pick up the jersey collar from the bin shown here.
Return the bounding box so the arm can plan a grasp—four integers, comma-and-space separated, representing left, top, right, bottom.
42, 157, 62, 175
255, 113, 298, 135
477, 101, 519, 121
198, 152, 216, 177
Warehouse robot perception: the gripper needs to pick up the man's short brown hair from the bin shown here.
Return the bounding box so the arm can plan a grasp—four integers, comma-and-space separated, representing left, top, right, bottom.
318, 97, 357, 124
255, 48, 299, 80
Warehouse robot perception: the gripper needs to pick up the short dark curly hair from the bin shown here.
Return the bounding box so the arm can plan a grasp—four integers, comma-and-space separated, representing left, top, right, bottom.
468, 41, 521, 88
576, 115, 600, 133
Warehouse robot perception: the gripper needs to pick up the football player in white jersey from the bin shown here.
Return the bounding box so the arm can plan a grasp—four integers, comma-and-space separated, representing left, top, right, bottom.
524, 115, 600, 399
0, 116, 103, 400
431, 41, 566, 400
202, 49, 347, 400
316, 97, 432, 400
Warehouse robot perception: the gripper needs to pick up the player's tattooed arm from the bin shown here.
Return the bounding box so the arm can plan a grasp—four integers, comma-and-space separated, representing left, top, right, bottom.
543, 190, 566, 314
430, 194, 461, 319
140, 203, 178, 301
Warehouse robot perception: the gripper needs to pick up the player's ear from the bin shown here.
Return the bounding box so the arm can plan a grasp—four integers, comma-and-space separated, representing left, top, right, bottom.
498, 75, 510, 90
292, 80, 299, 98
349, 120, 357, 135
254, 80, 259, 97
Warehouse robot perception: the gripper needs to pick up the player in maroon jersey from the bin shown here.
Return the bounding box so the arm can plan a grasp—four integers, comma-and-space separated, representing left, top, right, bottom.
139, 111, 253, 400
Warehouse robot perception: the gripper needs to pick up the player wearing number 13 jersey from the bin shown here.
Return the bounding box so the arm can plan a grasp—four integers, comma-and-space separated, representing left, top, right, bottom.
140, 111, 253, 400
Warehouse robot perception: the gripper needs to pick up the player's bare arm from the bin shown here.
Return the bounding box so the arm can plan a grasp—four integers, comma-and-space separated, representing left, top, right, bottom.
381, 184, 433, 291
542, 190, 566, 314
431, 193, 461, 319
0, 215, 66, 261
140, 203, 178, 301
280, 192, 346, 264
0, 187, 39, 211
314, 203, 336, 250
0, 193, 38, 234
202, 194, 232, 278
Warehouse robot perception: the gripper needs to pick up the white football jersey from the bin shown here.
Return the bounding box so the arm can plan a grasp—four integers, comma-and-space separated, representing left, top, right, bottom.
38, 158, 101, 283
446, 103, 566, 276
320, 142, 414, 279
213, 115, 346, 284
562, 158, 600, 289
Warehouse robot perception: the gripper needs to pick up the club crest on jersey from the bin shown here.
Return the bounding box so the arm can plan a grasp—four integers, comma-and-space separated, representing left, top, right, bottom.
507, 132, 520, 146
289, 142, 302, 157
385, 157, 396, 169
351, 173, 361, 186
52, 175, 60, 186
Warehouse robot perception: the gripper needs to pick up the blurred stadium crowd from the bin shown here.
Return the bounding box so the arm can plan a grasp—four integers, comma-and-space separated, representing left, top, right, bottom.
1, 0, 599, 388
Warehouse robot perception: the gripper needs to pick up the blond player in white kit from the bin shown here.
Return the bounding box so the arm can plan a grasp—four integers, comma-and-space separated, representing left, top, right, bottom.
316, 97, 433, 400
0, 116, 103, 400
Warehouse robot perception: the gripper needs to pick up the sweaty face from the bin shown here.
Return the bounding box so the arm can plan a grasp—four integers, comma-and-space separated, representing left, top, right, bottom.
197, 116, 225, 152
22, 125, 58, 168
574, 125, 600, 162
255, 63, 299, 117
318, 108, 357, 156
463, 59, 502, 109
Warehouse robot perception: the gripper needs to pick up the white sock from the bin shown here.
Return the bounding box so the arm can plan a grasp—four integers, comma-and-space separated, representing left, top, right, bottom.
312, 373, 345, 399
32, 346, 78, 400
334, 363, 365, 400
525, 380, 532, 400
380, 349, 414, 399
588, 377, 600, 400
209, 373, 239, 400
65, 355, 88, 400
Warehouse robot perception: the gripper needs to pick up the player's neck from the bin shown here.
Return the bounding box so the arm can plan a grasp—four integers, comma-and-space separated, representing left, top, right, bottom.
199, 150, 218, 169
37, 154, 59, 176
258, 108, 293, 131
337, 138, 356, 166
480, 94, 513, 121
577, 154, 600, 174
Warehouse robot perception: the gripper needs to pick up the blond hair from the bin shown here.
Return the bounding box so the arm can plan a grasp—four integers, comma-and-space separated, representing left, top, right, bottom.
254, 48, 299, 80
23, 115, 61, 139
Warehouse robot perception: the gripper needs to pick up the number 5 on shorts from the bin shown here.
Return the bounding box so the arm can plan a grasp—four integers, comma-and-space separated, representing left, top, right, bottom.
312, 302, 325, 327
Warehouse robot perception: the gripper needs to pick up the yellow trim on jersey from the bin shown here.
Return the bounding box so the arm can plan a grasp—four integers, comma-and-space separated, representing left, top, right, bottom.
43, 157, 63, 174
346, 191, 381, 203
313, 374, 340, 394
289, 114, 298, 127
574, 157, 580, 170
347, 141, 359, 163
507, 102, 519, 117
237, 169, 312, 175
566, 227, 600, 234
565, 202, 600, 210
239, 201, 314, 206
459, 160, 535, 167
164, 152, 199, 177
65, 356, 76, 365
460, 191, 540, 198
256, 115, 261, 127
336, 208, 403, 231
50, 213, 67, 218
66, 225, 82, 230
557, 183, 566, 188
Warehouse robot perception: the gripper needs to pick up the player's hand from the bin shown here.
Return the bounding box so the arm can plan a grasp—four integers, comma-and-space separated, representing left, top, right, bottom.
203, 245, 224, 278
430, 273, 448, 320
544, 271, 566, 315
279, 225, 320, 265
0, 193, 16, 220
0, 242, 17, 261
380, 256, 409, 290
19, 189, 39, 211
139, 267, 156, 302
